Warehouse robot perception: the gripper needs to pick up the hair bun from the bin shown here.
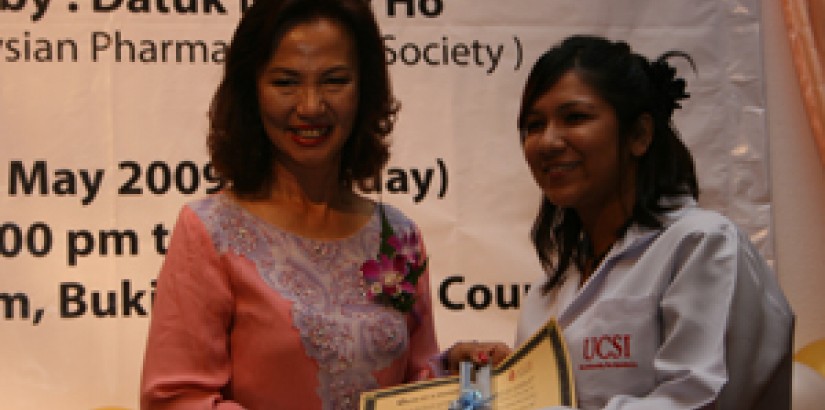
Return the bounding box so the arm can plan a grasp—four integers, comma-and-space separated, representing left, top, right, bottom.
649, 51, 695, 119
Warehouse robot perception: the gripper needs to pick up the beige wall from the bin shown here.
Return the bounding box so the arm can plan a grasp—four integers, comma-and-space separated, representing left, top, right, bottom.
764, 0, 825, 350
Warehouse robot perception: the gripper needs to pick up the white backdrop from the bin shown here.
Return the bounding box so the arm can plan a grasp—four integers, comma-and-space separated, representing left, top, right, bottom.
0, 1, 769, 408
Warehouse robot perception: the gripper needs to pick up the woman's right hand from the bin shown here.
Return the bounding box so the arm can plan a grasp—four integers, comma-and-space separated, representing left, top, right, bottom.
444, 341, 512, 375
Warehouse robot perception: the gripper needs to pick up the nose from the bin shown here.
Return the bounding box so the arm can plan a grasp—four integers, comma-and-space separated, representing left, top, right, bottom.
534, 124, 566, 151
296, 85, 325, 118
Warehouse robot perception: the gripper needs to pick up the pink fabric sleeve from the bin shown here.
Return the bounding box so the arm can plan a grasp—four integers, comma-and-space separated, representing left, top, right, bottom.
404, 228, 441, 382
140, 206, 245, 410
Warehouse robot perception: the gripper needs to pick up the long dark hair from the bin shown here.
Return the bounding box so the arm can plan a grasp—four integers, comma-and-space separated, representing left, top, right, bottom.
208, 0, 398, 198
517, 35, 699, 292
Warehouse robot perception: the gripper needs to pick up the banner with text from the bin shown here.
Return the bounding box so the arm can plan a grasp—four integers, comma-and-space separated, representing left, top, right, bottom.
0, 1, 768, 408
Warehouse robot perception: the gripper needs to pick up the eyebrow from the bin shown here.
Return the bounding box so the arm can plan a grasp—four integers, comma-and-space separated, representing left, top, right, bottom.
555, 99, 596, 111
526, 99, 592, 114
261, 65, 355, 76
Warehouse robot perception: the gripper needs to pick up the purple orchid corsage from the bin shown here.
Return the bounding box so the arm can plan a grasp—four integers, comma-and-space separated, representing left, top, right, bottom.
360, 207, 427, 313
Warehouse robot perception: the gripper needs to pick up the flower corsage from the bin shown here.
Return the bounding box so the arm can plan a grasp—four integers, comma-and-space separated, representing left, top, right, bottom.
360, 207, 427, 313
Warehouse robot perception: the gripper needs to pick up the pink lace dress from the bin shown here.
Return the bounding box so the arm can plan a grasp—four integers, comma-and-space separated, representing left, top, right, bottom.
140, 194, 439, 410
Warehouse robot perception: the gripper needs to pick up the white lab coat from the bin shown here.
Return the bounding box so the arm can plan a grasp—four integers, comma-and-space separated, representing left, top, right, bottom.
516, 198, 793, 410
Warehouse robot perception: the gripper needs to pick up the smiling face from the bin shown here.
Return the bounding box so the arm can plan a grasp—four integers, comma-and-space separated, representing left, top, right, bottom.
521, 70, 647, 219
257, 17, 359, 176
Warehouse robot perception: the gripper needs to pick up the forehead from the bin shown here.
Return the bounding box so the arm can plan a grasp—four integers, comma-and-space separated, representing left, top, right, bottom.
529, 70, 607, 111
268, 18, 357, 66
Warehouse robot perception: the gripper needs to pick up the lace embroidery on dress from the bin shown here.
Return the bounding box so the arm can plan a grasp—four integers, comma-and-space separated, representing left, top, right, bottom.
190, 194, 413, 410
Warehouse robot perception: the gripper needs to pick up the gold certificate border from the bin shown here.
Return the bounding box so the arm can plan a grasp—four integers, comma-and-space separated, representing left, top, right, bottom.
361, 375, 459, 410
494, 320, 576, 406
361, 319, 576, 409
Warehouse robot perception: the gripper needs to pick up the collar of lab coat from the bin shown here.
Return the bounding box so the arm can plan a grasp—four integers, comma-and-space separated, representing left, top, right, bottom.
557, 195, 698, 326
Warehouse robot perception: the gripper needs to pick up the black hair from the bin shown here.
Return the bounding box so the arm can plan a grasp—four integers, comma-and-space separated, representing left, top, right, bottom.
208, 0, 398, 198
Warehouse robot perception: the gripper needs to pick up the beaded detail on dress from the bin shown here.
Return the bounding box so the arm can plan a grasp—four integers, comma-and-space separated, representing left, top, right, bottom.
191, 194, 413, 410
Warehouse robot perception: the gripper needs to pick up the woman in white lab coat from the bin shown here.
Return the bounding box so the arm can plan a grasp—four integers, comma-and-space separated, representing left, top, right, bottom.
448, 35, 794, 409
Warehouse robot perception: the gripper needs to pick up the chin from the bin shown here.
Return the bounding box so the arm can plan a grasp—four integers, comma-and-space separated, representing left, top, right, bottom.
542, 189, 580, 208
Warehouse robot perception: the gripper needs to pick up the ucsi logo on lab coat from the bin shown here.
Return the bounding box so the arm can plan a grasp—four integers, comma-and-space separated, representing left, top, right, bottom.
580, 334, 639, 370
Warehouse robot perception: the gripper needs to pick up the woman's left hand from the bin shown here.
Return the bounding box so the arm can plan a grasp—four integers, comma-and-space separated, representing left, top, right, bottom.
444, 341, 512, 375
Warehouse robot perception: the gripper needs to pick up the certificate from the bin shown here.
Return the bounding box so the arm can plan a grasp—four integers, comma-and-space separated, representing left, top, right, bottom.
360, 318, 576, 410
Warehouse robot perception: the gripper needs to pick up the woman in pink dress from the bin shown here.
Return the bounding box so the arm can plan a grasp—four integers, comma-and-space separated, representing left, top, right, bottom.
140, 1, 439, 409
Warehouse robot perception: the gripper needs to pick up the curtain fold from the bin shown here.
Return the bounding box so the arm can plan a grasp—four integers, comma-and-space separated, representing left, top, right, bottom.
781, 0, 825, 169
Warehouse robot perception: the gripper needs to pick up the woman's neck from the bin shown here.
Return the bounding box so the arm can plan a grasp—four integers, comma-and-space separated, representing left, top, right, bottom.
580, 204, 633, 258
581, 214, 625, 258
234, 163, 373, 240
271, 160, 344, 205
577, 210, 626, 286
